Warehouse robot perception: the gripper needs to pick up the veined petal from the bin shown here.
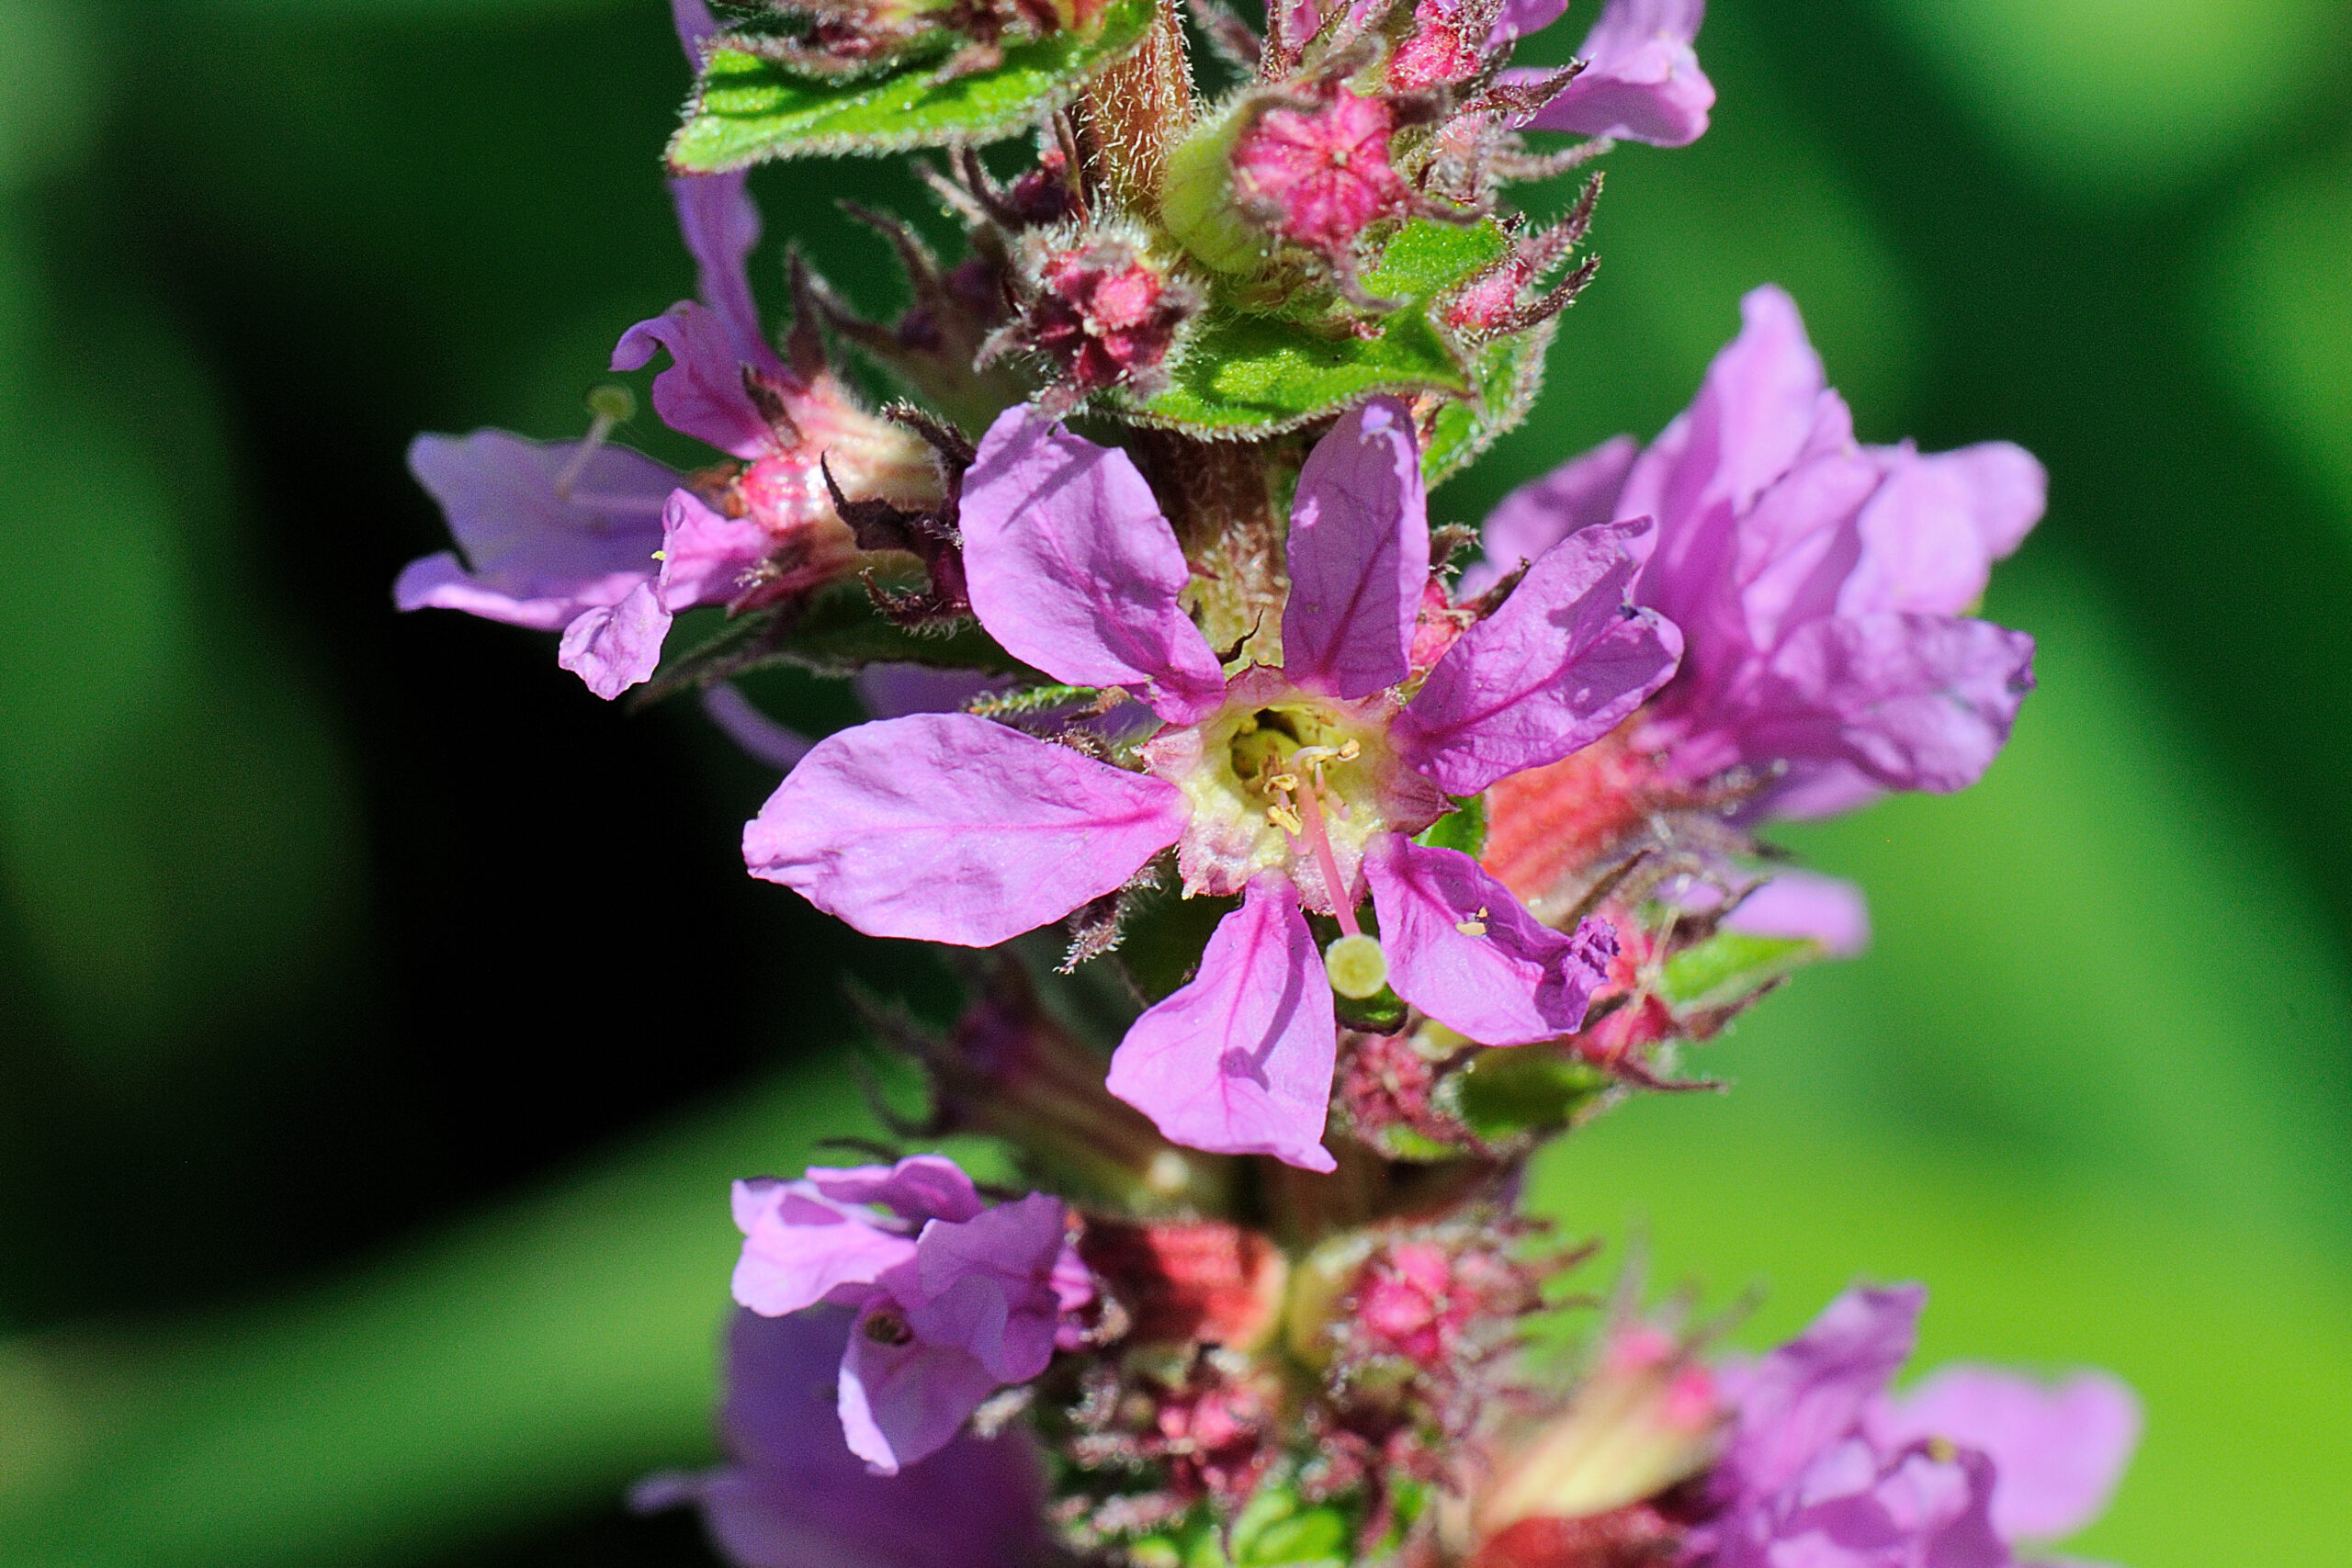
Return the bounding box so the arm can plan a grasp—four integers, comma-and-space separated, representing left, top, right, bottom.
1362, 837, 1614, 1045
1753, 613, 2036, 798
655, 487, 771, 612
1728, 1283, 1924, 1498
558, 581, 672, 700
1464, 434, 1638, 600
743, 714, 1188, 946
807, 1156, 985, 1225
669, 172, 782, 378
906, 1194, 1069, 1382
1517, 0, 1713, 147
1839, 443, 2047, 619
959, 408, 1226, 722
1283, 398, 1428, 701
729, 1177, 916, 1317
1397, 519, 1682, 795
399, 430, 675, 628
1105, 875, 1339, 1172
1872, 1368, 2141, 1543
838, 1317, 1001, 1476
613, 300, 773, 459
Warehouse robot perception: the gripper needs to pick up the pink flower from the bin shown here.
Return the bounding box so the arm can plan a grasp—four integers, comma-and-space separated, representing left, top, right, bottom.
729, 1156, 1091, 1473
632, 1307, 1051, 1568
1700, 1286, 2140, 1567
744, 399, 1681, 1169
398, 2, 933, 699
1470, 285, 2041, 820
1498, 0, 1715, 148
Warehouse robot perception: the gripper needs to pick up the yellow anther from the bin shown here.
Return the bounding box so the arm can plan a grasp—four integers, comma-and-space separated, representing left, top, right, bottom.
1454, 919, 1487, 937
1336, 739, 1362, 761
1267, 803, 1305, 834
1269, 773, 1300, 793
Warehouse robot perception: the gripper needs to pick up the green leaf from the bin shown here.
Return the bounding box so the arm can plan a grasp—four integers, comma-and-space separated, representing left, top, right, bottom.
1121, 220, 1514, 435
1656, 929, 1820, 1013
1229, 1483, 1354, 1568
637, 582, 1030, 703
1421, 313, 1556, 487
668, 0, 1155, 169
1447, 1043, 1614, 1142
1412, 794, 1487, 858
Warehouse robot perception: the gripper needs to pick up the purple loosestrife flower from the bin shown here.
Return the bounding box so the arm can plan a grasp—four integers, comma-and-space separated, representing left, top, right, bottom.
1698, 1285, 2139, 1568
729, 1156, 1094, 1473
398, 0, 936, 698
635, 1307, 1052, 1568
1495, 0, 1715, 147
743, 399, 1680, 1170
1472, 285, 2042, 820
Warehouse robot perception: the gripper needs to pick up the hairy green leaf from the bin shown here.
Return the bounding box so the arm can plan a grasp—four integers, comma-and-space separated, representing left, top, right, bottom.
1119, 220, 1516, 435
1656, 929, 1820, 1013
668, 0, 1154, 169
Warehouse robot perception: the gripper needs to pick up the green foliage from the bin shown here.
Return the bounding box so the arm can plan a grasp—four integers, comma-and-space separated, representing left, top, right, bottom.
668, 0, 1154, 169
1448, 1043, 1616, 1142
1411, 794, 1488, 858
639, 582, 1031, 702
1121, 220, 1520, 435
1656, 929, 1819, 1013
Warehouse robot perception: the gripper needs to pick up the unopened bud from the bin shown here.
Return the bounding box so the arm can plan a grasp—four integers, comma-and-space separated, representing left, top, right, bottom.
1476, 1325, 1725, 1534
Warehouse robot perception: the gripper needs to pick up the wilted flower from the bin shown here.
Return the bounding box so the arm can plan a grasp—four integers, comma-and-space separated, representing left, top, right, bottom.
743, 399, 1679, 1169
729, 1155, 1093, 1472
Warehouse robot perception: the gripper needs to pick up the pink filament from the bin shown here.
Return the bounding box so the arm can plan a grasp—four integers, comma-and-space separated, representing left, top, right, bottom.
1293, 786, 1363, 938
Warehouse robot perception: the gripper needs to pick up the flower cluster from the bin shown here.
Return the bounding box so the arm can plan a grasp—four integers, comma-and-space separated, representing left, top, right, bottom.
396, 0, 2139, 1564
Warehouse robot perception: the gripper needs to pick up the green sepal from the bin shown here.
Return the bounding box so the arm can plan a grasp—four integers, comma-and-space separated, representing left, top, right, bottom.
636, 581, 1030, 703
1656, 929, 1822, 1013
668, 0, 1154, 169
1333, 983, 1408, 1035
1420, 312, 1556, 487
1411, 794, 1487, 859
1445, 1042, 1614, 1143
1116, 219, 1516, 435
1228, 1482, 1355, 1568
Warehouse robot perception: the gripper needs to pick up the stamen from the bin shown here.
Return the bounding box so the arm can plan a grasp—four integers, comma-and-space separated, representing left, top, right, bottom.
1454, 904, 1489, 937
553, 383, 638, 501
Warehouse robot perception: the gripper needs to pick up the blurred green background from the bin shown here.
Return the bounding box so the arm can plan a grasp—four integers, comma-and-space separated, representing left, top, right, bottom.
1, 0, 2348, 1562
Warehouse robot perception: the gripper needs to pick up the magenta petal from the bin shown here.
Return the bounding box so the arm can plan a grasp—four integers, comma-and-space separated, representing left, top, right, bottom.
1283, 398, 1428, 701
1876, 1368, 2141, 1542
907, 1194, 1069, 1382
558, 581, 672, 699
959, 408, 1227, 721
1397, 519, 1682, 795
669, 173, 782, 378
673, 1308, 1048, 1568
613, 300, 773, 459
838, 1312, 1002, 1475
1731, 1283, 1924, 1497
1105, 875, 1339, 1172
656, 487, 771, 611
1361, 837, 1615, 1045
671, 0, 718, 54
1839, 443, 2047, 619
1463, 434, 1638, 600
1519, 0, 1713, 146
729, 1178, 916, 1317
1487, 0, 1568, 43
399, 431, 675, 628
1724, 869, 1870, 958
1757, 613, 2037, 798
743, 713, 1188, 946
806, 1156, 985, 1225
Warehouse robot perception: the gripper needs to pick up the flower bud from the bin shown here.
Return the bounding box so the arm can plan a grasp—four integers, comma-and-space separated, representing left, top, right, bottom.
985, 223, 1204, 415
1475, 1325, 1724, 1537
